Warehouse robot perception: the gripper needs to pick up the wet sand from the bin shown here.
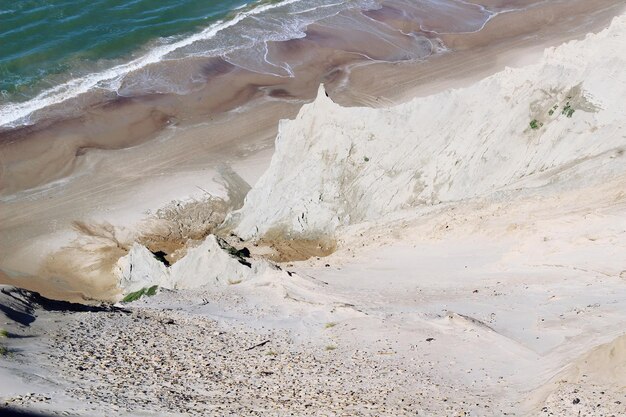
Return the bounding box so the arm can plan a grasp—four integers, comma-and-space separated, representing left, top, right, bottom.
0, 0, 624, 300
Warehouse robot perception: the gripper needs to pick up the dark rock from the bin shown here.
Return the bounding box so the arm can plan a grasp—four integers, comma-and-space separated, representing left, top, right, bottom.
151, 251, 171, 267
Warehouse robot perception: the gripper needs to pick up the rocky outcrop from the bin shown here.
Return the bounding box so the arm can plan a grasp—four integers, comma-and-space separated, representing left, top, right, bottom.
115, 244, 169, 295
114, 234, 278, 295
166, 235, 264, 289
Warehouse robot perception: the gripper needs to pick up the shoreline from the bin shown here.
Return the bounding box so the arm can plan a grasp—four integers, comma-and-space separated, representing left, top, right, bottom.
0, 0, 491, 130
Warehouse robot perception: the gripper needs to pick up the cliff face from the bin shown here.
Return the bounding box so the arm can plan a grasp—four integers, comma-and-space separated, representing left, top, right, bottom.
231, 15, 626, 240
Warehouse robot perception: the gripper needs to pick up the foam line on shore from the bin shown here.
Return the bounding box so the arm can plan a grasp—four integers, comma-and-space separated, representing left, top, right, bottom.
0, 0, 305, 128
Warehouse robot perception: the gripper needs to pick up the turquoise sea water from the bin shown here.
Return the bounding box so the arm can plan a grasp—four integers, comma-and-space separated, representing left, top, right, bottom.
1, 0, 383, 126
0, 0, 251, 102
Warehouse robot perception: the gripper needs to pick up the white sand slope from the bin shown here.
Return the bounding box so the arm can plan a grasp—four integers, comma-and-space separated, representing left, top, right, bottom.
231, 14, 626, 240
218, 14, 626, 415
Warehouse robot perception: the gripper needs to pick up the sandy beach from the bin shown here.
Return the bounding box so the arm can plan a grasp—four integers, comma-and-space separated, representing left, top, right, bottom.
1, 0, 626, 415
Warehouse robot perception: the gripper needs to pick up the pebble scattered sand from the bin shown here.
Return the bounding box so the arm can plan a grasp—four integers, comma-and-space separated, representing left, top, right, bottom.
539, 382, 625, 417
8, 306, 507, 416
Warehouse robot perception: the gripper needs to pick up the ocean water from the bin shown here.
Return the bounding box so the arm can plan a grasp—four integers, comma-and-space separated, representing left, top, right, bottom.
0, 0, 382, 127
0, 0, 251, 103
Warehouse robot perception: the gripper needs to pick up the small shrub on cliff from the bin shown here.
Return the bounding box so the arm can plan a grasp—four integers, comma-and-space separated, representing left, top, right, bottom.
530, 119, 542, 130
562, 103, 575, 118
122, 285, 159, 303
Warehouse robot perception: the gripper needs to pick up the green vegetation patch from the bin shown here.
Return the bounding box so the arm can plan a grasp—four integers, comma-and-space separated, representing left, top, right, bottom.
0, 329, 8, 338
562, 102, 575, 118
530, 119, 543, 130
122, 285, 159, 303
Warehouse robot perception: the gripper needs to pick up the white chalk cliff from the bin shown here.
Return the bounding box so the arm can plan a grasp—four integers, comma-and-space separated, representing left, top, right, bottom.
231, 15, 626, 240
